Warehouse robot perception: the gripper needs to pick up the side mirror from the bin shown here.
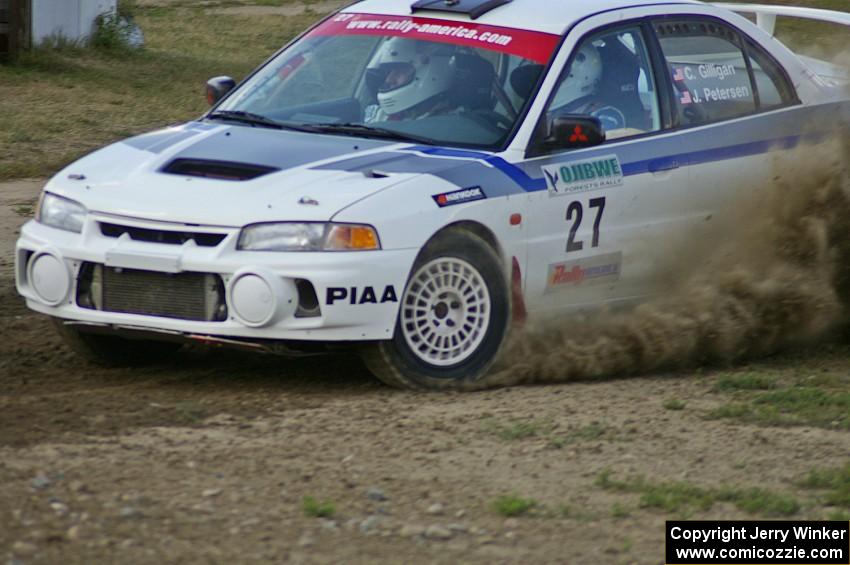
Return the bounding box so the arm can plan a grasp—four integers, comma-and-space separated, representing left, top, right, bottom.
206, 76, 236, 106
547, 115, 606, 150
526, 114, 606, 158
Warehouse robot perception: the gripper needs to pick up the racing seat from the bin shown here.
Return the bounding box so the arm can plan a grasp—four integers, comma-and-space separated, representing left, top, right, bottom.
452, 54, 497, 110
596, 41, 650, 131
510, 64, 544, 99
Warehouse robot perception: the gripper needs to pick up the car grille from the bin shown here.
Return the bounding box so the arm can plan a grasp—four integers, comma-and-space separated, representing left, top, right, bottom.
77, 263, 227, 322
100, 222, 227, 247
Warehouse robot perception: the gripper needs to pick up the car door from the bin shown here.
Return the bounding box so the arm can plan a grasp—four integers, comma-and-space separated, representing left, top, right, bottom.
610, 15, 803, 299
518, 9, 804, 315
645, 16, 802, 278
521, 21, 690, 314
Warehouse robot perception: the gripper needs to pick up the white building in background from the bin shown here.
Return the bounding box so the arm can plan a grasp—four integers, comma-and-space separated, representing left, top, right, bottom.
32, 0, 116, 44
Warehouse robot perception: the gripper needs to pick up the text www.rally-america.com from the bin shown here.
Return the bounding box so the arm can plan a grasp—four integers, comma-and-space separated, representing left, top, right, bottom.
345, 18, 514, 46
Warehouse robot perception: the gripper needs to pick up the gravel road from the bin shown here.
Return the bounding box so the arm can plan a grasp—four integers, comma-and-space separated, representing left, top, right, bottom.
2, 180, 848, 564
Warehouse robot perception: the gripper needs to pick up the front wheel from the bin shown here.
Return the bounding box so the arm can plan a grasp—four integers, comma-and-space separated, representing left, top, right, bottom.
361, 228, 510, 390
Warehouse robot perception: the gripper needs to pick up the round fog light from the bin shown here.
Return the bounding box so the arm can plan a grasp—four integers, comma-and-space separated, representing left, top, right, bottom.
227, 270, 297, 327
28, 252, 71, 306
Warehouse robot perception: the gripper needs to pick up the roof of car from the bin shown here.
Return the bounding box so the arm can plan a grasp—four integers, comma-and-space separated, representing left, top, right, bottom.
342, 0, 705, 35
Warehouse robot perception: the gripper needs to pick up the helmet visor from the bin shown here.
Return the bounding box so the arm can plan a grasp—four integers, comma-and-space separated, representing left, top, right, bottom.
377, 62, 416, 93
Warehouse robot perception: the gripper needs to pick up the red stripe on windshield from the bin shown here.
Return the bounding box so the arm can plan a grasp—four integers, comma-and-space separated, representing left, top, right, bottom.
309, 13, 560, 64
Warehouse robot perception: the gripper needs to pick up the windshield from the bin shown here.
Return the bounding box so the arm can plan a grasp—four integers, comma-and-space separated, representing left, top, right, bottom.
214, 13, 561, 149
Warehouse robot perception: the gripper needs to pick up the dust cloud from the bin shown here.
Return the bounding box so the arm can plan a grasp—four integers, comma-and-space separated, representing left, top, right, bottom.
482, 66, 850, 390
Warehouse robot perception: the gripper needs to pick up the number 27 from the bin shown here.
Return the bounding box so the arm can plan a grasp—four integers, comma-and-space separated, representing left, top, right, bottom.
566, 197, 606, 252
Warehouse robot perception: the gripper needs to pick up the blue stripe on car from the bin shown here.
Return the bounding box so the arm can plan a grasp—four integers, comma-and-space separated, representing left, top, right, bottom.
334, 133, 806, 195
402, 133, 817, 191
313, 151, 531, 197
318, 104, 841, 196
407, 105, 836, 196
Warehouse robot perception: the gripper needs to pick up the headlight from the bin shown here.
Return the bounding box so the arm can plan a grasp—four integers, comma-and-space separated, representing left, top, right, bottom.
35, 192, 87, 233
237, 222, 380, 252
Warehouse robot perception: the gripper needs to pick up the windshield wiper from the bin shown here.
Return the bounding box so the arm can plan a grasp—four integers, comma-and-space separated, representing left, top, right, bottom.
206, 110, 283, 128
207, 114, 433, 142
207, 111, 318, 133
308, 123, 434, 144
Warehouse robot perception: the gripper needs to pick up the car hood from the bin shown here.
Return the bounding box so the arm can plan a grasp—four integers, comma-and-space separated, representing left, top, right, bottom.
46, 122, 417, 226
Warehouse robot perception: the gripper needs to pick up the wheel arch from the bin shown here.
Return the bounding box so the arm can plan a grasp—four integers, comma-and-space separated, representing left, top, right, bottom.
362, 222, 512, 389
426, 220, 507, 268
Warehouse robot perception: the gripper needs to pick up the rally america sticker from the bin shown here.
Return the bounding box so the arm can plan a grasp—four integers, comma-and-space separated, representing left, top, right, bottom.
432, 187, 486, 208
545, 252, 622, 293
543, 155, 624, 197
311, 14, 560, 64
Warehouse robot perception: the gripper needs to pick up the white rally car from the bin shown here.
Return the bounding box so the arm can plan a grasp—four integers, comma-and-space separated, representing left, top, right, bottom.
16, 0, 850, 389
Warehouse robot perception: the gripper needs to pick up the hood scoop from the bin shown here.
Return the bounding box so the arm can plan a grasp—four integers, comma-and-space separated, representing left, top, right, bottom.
161, 158, 279, 181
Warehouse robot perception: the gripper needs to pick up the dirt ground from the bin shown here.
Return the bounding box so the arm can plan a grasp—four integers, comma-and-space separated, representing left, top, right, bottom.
1, 179, 848, 564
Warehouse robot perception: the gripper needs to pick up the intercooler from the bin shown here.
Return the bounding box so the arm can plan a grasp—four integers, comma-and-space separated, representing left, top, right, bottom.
76, 263, 228, 322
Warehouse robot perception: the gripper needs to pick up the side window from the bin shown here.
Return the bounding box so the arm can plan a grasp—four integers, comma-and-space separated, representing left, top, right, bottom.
544, 26, 661, 141
654, 20, 756, 125
745, 38, 797, 110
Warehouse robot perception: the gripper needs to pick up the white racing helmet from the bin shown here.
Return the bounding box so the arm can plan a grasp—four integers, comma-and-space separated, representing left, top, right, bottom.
369, 38, 456, 116
552, 43, 603, 109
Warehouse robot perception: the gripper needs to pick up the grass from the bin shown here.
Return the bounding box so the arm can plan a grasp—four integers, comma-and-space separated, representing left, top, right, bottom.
730, 487, 801, 516
492, 494, 537, 517
302, 495, 335, 518
12, 200, 36, 217
596, 470, 801, 517
547, 423, 611, 448
713, 373, 778, 392
484, 418, 553, 441
170, 401, 209, 424
709, 386, 850, 429
715, 0, 849, 59
663, 399, 687, 411
90, 1, 140, 52
549, 504, 598, 522
0, 1, 327, 180
707, 355, 850, 430
610, 502, 632, 519
799, 464, 850, 508
482, 418, 614, 446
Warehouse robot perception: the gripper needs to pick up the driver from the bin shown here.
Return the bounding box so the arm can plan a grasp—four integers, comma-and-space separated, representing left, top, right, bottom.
550, 43, 626, 132
364, 38, 458, 123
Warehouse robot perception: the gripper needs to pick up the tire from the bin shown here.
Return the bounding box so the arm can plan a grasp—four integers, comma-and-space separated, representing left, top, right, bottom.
361, 228, 510, 390
52, 318, 182, 366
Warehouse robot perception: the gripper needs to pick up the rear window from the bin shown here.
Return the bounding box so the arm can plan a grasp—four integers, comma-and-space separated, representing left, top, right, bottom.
745, 37, 797, 110
654, 20, 757, 125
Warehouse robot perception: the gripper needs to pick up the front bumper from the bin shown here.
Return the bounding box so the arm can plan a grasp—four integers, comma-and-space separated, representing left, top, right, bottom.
15, 214, 418, 342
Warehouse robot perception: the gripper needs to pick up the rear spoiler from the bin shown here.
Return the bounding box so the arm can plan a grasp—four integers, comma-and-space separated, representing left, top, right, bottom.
713, 3, 850, 36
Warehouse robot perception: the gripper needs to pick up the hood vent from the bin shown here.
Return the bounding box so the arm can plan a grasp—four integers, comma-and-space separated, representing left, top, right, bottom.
161, 158, 279, 181
411, 0, 512, 19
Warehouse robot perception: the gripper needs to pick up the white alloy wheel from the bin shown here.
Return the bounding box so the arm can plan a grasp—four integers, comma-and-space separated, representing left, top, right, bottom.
361, 228, 509, 390
400, 257, 491, 367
